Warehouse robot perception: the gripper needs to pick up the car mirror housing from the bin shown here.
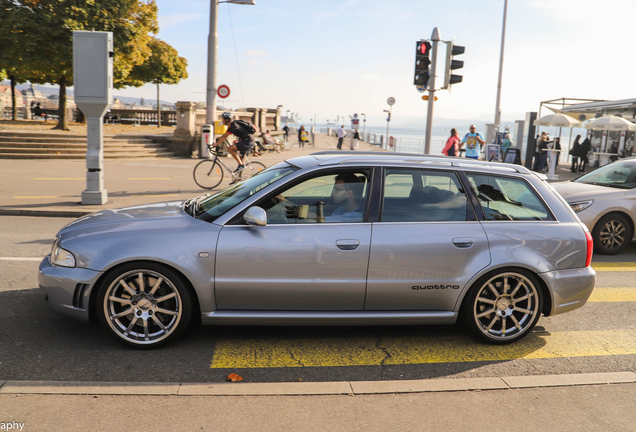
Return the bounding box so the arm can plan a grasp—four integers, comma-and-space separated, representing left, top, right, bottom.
244, 206, 267, 226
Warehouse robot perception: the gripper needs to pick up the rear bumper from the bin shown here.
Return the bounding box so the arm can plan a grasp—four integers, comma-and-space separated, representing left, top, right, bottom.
539, 266, 596, 316
38, 255, 103, 322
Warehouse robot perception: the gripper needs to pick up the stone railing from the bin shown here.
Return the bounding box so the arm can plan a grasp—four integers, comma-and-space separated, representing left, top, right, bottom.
109, 109, 176, 126
176, 102, 282, 138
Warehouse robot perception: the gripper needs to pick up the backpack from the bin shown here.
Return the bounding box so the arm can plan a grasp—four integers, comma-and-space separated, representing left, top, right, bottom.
234, 119, 256, 136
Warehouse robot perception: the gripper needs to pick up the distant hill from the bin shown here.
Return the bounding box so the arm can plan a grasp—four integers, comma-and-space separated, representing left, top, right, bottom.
1, 82, 175, 107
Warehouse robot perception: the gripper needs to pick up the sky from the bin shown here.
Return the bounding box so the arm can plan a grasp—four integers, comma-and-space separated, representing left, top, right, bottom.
83, 0, 636, 128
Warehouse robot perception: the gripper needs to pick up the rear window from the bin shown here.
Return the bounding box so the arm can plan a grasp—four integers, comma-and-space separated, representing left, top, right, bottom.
467, 174, 553, 221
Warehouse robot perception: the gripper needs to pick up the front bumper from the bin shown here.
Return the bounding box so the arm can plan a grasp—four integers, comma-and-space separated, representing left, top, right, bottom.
38, 255, 103, 322
539, 266, 596, 316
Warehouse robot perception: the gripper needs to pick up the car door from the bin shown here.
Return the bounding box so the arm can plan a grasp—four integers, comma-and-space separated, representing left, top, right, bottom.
365, 168, 491, 311
215, 169, 373, 311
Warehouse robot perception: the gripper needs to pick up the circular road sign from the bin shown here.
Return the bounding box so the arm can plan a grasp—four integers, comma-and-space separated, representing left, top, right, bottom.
353, 113, 358, 118
416, 86, 427, 93
387, 97, 396, 106
217, 85, 230, 99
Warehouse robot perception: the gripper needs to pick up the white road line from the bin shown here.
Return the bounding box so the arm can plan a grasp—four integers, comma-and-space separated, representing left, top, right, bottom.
0, 257, 44, 262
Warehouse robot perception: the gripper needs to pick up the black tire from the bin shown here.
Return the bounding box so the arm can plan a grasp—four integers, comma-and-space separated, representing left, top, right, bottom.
239, 161, 266, 180
461, 268, 543, 344
96, 262, 192, 349
592, 213, 632, 255
194, 159, 224, 189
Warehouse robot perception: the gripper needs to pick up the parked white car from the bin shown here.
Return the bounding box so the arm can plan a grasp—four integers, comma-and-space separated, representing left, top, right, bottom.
553, 158, 636, 254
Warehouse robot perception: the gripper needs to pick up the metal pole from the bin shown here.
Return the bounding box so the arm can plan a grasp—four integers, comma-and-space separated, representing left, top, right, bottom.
493, 0, 508, 139
424, 27, 441, 155
206, 0, 218, 125
386, 107, 390, 150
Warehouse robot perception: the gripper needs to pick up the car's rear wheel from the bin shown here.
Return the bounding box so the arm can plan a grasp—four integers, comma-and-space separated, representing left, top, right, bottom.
593, 213, 632, 255
462, 269, 543, 344
96, 262, 192, 348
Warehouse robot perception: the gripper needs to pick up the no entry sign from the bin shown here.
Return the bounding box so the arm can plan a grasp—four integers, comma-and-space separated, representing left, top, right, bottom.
217, 85, 230, 99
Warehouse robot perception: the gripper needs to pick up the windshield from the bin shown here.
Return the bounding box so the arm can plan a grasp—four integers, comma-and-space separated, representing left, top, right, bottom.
576, 161, 636, 189
195, 162, 297, 222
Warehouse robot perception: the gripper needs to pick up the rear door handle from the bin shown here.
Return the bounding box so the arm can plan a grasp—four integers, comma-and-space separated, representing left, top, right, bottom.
336, 239, 360, 250
452, 237, 474, 248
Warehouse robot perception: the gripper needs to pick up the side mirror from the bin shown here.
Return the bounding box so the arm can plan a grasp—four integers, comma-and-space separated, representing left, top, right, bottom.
243, 206, 267, 226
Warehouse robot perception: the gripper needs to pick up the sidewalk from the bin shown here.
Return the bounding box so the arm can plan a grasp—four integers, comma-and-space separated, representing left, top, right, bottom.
0, 134, 581, 218
0, 133, 384, 217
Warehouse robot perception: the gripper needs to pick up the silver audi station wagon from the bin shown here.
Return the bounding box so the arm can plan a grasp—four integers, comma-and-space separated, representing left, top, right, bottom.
39, 152, 596, 348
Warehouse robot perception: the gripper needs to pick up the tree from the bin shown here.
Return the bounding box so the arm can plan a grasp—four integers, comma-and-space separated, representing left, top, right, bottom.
140, 97, 146, 106
125, 38, 188, 127
1, 0, 158, 130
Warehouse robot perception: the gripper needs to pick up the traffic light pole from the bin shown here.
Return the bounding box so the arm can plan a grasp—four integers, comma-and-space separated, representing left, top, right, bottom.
424, 27, 441, 155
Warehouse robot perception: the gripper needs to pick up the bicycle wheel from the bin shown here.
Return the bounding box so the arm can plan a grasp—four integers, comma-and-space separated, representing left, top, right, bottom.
240, 161, 266, 180
193, 159, 224, 189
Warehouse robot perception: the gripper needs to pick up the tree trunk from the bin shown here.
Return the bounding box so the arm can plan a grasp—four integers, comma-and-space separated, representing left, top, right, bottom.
54, 77, 69, 130
10, 76, 17, 121
157, 83, 161, 128
77, 109, 86, 124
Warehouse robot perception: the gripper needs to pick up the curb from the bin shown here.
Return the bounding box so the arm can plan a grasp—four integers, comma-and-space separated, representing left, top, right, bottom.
1, 372, 635, 396
0, 208, 92, 218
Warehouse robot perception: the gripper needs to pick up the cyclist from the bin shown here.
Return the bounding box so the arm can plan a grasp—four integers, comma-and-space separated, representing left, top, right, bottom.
214, 112, 256, 172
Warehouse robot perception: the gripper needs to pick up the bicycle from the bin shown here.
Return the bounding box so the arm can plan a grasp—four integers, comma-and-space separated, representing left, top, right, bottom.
193, 143, 266, 190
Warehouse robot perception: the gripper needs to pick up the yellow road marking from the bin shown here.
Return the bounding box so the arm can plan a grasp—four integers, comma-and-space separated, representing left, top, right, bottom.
593, 262, 636, 271
589, 287, 636, 302
210, 329, 636, 369
13, 196, 61, 199
127, 178, 172, 180
33, 178, 83, 180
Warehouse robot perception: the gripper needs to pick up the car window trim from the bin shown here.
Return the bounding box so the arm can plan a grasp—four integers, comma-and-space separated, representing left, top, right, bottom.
378, 167, 477, 223
226, 166, 376, 226
463, 171, 557, 222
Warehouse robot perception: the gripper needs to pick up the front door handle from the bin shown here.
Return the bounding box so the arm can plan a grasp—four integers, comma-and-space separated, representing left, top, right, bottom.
452, 237, 474, 248
336, 239, 360, 250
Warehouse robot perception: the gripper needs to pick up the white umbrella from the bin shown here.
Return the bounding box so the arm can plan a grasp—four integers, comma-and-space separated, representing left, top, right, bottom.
584, 116, 636, 131
533, 113, 582, 128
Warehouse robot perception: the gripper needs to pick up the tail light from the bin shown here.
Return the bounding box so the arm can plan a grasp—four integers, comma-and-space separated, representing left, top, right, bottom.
585, 232, 593, 267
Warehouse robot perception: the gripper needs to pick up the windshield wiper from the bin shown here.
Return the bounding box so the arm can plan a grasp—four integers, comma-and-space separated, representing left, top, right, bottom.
581, 181, 629, 189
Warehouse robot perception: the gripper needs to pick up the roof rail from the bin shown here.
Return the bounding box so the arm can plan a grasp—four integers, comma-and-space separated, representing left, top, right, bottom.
309, 151, 532, 174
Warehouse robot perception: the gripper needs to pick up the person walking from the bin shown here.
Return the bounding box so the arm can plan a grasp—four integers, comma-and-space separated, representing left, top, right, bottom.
351, 129, 360, 150
537, 133, 550, 173
461, 125, 485, 160
337, 125, 346, 150
533, 132, 547, 171
501, 133, 513, 156
579, 137, 592, 173
569, 135, 582, 172
298, 125, 309, 149
283, 124, 289, 141
442, 128, 460, 156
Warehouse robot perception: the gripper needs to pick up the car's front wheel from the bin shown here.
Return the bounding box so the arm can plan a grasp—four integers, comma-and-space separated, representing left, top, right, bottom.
462, 269, 543, 344
96, 262, 192, 348
593, 213, 632, 255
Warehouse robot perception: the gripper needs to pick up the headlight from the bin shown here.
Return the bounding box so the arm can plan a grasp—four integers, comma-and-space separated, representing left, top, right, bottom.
51, 237, 76, 268
569, 200, 593, 213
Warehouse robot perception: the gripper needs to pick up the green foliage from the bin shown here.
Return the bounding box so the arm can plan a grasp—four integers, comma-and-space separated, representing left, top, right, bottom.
124, 37, 188, 87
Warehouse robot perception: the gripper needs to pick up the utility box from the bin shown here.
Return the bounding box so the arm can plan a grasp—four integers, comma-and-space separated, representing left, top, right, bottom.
73, 31, 113, 205
73, 31, 113, 114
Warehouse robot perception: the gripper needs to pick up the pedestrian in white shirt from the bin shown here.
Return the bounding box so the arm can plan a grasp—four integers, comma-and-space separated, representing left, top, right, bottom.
337, 126, 346, 150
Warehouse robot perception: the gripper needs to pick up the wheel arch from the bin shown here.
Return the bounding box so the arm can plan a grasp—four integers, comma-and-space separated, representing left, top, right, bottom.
592, 210, 635, 237
456, 265, 552, 317
88, 259, 202, 325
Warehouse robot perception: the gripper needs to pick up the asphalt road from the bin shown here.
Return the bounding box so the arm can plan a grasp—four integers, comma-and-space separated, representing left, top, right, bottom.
1, 216, 636, 384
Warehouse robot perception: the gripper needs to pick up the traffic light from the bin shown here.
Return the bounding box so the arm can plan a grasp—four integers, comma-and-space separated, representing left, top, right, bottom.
443, 41, 464, 88
414, 40, 431, 87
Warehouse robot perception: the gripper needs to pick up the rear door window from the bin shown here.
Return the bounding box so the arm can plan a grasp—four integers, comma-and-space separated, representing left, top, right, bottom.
381, 169, 470, 222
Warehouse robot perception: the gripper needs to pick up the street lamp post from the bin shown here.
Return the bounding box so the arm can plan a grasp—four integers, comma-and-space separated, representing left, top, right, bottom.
206, 0, 255, 125
493, 0, 508, 142
361, 113, 366, 136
